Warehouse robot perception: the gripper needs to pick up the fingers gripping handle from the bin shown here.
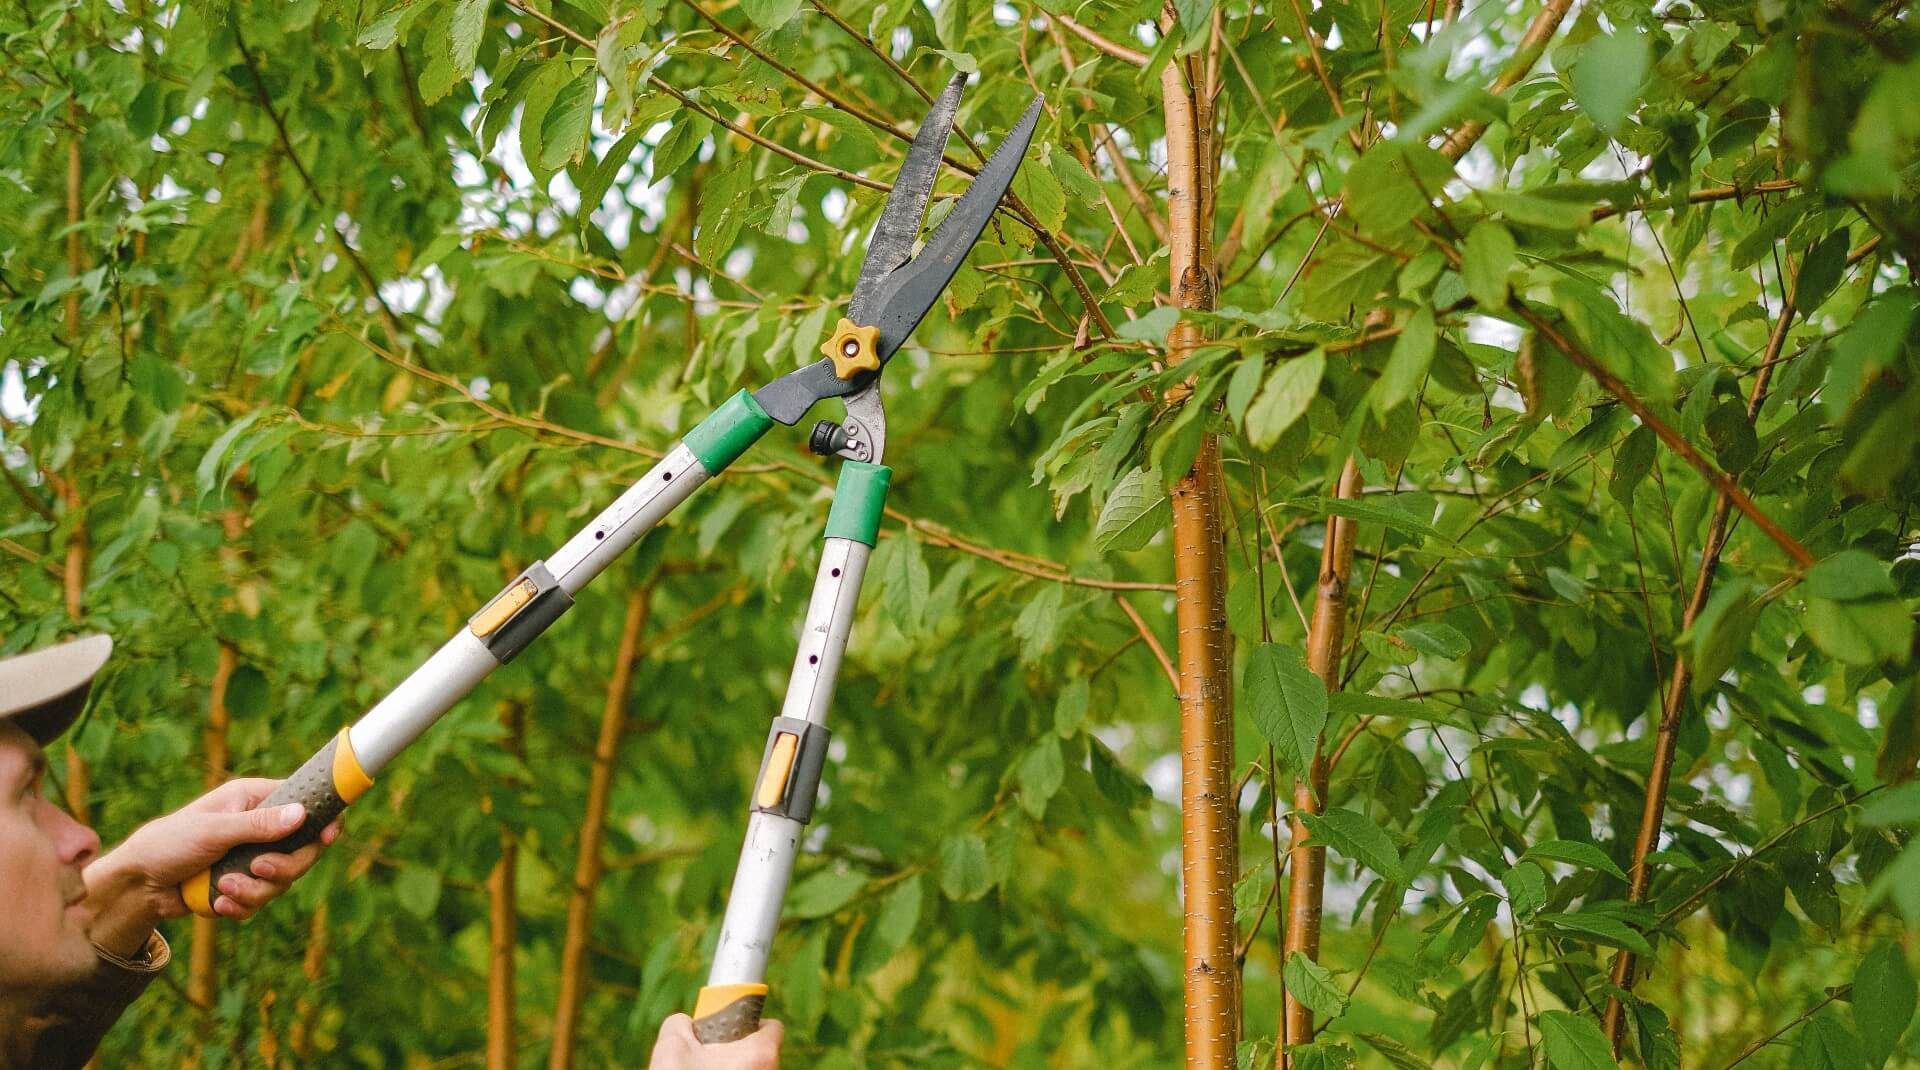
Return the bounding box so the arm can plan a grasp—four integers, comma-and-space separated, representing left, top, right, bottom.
181, 728, 372, 918
692, 983, 769, 1044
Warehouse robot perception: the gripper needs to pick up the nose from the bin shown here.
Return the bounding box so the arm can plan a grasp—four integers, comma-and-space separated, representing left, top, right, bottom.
38, 797, 102, 866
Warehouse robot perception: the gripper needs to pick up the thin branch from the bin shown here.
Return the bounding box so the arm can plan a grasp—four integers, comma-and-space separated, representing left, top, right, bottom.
1713, 989, 1845, 1070
1051, 13, 1149, 65
1114, 593, 1180, 690
1592, 179, 1801, 222
1437, 0, 1576, 161
232, 25, 409, 350
1509, 299, 1816, 568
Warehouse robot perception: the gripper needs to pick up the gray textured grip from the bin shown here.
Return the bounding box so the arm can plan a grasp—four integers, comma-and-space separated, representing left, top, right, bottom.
692, 994, 766, 1045
206, 736, 351, 892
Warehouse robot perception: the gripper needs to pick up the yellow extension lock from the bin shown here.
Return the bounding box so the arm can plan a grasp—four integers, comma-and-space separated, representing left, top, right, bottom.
756, 732, 799, 809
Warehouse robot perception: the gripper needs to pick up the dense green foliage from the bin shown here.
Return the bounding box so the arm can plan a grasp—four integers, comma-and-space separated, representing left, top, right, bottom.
2, 0, 1918, 1066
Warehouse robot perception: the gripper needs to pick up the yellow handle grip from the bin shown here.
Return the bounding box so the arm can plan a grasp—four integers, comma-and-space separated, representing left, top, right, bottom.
180, 728, 371, 918
691, 982, 769, 1044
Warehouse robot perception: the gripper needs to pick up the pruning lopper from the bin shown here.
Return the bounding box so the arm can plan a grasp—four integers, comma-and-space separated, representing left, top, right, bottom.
183, 74, 1042, 1046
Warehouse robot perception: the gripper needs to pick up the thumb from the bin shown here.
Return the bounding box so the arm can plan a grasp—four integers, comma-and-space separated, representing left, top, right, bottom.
199, 802, 307, 851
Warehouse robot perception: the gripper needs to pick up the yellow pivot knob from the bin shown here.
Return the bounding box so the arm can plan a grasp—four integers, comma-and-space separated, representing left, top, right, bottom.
820, 317, 881, 380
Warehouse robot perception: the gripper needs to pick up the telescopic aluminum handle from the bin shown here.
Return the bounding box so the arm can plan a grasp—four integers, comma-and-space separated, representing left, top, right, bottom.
692, 461, 890, 1044
181, 391, 775, 918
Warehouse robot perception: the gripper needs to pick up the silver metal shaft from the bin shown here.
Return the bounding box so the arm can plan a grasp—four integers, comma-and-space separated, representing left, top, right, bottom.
347, 445, 710, 774
707, 537, 872, 985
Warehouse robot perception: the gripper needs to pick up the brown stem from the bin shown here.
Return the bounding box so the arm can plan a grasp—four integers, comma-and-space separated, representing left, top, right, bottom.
1600, 260, 1803, 1050
1436, 0, 1576, 161
487, 701, 524, 1070
1052, 14, 1149, 65
62, 96, 93, 811
232, 28, 408, 353
1277, 460, 1361, 1066
1714, 990, 1844, 1070
549, 588, 654, 1070
1592, 180, 1801, 222
288, 903, 329, 1059
1114, 593, 1180, 692
1510, 300, 1815, 567
1163, 47, 1237, 1068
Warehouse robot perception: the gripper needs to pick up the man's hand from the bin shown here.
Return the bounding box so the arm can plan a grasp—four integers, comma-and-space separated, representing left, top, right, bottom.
647, 1014, 783, 1070
81, 778, 343, 956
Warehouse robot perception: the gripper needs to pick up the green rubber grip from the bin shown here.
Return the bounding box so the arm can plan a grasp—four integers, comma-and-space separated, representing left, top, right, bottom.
685, 390, 774, 473
180, 729, 369, 918
692, 984, 768, 1044
824, 462, 891, 546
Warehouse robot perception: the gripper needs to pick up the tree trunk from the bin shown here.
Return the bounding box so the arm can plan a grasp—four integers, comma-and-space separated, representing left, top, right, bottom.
1162, 39, 1236, 1070
288, 902, 329, 1061
188, 642, 237, 1013
59, 477, 91, 823
549, 587, 653, 1070
61, 101, 93, 829
488, 701, 524, 1070
1278, 461, 1361, 1063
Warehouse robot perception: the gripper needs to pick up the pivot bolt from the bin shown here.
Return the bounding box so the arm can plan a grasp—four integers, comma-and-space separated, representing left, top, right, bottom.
809, 421, 850, 456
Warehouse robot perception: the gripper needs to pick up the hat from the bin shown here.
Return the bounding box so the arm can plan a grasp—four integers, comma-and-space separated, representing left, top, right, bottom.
0, 634, 113, 744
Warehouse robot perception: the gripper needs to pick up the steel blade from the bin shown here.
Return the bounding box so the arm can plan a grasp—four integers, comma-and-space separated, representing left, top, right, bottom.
847, 74, 966, 325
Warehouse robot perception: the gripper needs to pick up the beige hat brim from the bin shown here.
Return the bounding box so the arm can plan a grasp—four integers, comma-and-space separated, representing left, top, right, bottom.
0, 634, 113, 744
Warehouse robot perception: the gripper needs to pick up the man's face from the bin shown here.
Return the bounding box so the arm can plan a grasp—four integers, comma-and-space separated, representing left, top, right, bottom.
0, 723, 101, 993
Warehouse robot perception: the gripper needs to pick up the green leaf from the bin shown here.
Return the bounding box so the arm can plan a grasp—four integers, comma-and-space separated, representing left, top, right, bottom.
1247, 350, 1324, 449
1012, 583, 1065, 663
1610, 425, 1657, 505
1116, 305, 1179, 341
1796, 1010, 1866, 1070
1055, 677, 1090, 737
1806, 596, 1914, 666
651, 114, 711, 181
538, 72, 595, 172
787, 868, 867, 918
395, 866, 442, 919
1503, 860, 1547, 919
1244, 643, 1327, 779
740, 0, 801, 29
1357, 1032, 1432, 1070
1462, 222, 1516, 311
1096, 466, 1170, 553
1794, 230, 1852, 314
878, 529, 930, 635
1527, 839, 1628, 881
1572, 27, 1650, 136
1537, 910, 1652, 954
1301, 808, 1402, 882
1394, 622, 1469, 661
1289, 496, 1444, 542
1376, 307, 1435, 413
1343, 142, 1453, 234
1856, 942, 1917, 1069
863, 875, 924, 968
1017, 736, 1065, 819
516, 62, 574, 184
938, 833, 991, 901
1012, 162, 1066, 235
1538, 1009, 1621, 1070
1284, 952, 1351, 1021
448, 0, 488, 80
1805, 550, 1896, 601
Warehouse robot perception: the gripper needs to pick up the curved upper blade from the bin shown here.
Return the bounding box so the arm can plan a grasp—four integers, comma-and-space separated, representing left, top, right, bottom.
846, 74, 966, 325
753, 90, 1044, 425
862, 93, 1044, 362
